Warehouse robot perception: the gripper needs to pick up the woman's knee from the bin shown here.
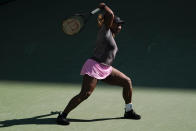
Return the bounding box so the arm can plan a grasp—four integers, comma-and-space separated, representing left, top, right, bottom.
78, 91, 92, 100
123, 77, 132, 89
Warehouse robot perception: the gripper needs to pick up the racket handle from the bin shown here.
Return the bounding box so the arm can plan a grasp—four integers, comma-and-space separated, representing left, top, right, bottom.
91, 8, 101, 15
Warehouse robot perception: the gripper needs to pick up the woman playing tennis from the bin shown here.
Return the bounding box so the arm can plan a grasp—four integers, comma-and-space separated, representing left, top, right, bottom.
57, 3, 141, 125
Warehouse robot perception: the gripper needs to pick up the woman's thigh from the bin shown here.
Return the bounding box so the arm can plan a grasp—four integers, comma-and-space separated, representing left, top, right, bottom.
102, 67, 131, 87
80, 74, 98, 94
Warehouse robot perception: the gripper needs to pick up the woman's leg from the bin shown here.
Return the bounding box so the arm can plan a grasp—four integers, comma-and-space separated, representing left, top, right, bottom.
102, 67, 141, 119
102, 67, 132, 104
63, 74, 97, 114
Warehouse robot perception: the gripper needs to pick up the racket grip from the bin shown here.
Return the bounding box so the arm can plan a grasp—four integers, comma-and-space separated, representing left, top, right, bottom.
91, 8, 101, 15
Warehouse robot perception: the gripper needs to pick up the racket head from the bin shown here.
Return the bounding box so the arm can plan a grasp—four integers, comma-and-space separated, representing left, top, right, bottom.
62, 15, 85, 35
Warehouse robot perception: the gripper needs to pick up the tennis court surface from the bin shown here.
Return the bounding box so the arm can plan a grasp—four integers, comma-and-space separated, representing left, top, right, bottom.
0, 81, 195, 131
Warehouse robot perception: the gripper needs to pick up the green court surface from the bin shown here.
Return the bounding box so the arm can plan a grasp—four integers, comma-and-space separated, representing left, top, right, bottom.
0, 81, 195, 131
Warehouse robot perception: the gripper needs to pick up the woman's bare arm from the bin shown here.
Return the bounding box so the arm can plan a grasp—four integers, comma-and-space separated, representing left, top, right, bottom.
99, 3, 114, 29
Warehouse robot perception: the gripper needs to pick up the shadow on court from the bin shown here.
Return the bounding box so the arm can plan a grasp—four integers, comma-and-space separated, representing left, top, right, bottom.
67, 117, 123, 122
0, 111, 59, 127
0, 111, 123, 127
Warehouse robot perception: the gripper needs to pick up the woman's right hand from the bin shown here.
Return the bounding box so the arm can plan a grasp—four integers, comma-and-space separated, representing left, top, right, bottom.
99, 3, 106, 9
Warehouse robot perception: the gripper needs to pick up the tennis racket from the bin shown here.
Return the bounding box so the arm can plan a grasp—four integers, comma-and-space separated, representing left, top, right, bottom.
62, 8, 101, 35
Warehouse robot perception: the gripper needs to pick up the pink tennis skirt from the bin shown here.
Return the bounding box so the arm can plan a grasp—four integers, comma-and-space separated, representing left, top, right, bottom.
80, 59, 112, 79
